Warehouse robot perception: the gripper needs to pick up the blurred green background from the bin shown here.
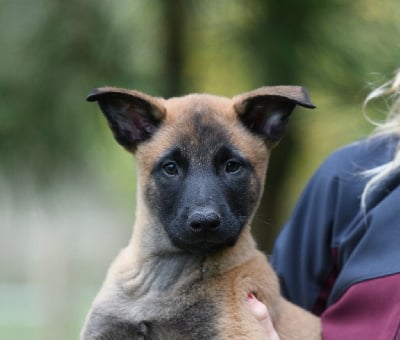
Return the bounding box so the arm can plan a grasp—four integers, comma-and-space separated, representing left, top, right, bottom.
0, 0, 399, 339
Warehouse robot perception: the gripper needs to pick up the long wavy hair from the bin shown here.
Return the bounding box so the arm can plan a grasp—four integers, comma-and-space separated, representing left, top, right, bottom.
361, 70, 400, 210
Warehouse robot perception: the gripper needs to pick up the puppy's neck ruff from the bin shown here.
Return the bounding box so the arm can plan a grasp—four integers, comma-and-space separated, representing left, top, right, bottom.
127, 220, 258, 281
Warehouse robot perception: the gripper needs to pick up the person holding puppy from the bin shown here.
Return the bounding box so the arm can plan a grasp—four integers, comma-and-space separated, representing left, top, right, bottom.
250, 70, 400, 339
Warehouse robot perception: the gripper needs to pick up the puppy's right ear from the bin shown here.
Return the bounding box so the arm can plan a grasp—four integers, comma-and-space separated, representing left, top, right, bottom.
87, 87, 166, 151
233, 86, 315, 145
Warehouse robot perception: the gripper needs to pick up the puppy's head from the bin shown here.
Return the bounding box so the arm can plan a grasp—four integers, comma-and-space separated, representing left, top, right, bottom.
88, 86, 314, 254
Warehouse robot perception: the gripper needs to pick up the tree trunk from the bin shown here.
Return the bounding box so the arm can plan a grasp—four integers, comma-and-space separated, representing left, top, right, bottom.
160, 0, 186, 97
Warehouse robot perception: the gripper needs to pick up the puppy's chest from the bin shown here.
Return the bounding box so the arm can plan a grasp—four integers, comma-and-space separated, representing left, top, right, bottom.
132, 258, 221, 338
135, 293, 219, 340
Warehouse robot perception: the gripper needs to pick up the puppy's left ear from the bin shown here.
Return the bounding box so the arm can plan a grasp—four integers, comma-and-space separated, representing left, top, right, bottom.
234, 86, 315, 144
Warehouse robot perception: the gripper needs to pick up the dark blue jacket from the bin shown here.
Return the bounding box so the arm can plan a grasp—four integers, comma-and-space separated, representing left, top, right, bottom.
271, 135, 400, 339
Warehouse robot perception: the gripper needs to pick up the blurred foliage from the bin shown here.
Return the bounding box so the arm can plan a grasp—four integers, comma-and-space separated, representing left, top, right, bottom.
1, 0, 398, 185
0, 0, 399, 339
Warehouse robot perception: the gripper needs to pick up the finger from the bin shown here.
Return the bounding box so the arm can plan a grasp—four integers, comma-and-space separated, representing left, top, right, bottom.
247, 293, 280, 340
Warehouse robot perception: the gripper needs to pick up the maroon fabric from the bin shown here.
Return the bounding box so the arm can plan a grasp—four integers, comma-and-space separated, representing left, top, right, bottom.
321, 273, 400, 340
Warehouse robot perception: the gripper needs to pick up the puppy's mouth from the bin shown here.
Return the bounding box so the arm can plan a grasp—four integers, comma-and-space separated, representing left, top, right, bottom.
170, 228, 240, 255
161, 209, 246, 254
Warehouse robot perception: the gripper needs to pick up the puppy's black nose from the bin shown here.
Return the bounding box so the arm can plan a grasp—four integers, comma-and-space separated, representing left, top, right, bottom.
188, 209, 221, 231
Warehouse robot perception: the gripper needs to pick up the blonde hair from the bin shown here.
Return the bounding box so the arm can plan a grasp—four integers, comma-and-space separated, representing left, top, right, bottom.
361, 69, 400, 210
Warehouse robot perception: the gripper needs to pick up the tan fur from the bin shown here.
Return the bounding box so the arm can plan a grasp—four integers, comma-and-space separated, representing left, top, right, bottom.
209, 230, 320, 339
81, 87, 321, 339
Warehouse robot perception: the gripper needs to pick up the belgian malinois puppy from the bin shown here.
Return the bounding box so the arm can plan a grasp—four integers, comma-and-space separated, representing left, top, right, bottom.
81, 86, 321, 339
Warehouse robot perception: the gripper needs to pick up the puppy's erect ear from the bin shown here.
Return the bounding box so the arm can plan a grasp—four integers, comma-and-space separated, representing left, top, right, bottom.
87, 87, 166, 151
233, 86, 315, 144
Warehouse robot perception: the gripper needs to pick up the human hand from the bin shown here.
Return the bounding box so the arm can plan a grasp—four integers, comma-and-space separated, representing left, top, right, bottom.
247, 293, 280, 340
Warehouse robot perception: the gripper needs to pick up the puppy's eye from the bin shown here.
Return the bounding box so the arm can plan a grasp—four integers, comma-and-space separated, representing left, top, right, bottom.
225, 160, 242, 173
163, 162, 178, 176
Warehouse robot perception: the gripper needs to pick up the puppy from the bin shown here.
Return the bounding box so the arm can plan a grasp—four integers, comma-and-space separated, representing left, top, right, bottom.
81, 86, 321, 339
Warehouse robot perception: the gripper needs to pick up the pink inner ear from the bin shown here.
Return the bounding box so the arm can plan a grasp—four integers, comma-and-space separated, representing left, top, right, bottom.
116, 103, 161, 144
263, 112, 288, 142
238, 96, 294, 143
137, 114, 159, 135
